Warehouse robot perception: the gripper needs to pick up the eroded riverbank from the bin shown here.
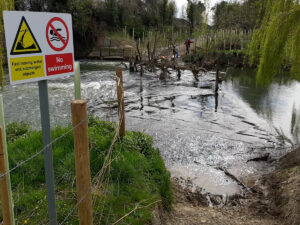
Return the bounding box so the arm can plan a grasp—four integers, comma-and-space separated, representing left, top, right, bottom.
154, 148, 300, 225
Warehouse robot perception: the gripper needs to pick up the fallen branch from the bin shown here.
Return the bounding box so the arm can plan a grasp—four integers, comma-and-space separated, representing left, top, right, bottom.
217, 166, 252, 193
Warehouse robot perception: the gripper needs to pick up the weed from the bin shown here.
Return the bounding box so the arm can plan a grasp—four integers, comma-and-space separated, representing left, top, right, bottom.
4, 117, 172, 224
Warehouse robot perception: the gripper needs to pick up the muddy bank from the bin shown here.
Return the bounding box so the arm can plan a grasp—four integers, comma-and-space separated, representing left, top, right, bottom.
255, 148, 300, 225
153, 179, 280, 225
153, 148, 300, 225
182, 50, 249, 70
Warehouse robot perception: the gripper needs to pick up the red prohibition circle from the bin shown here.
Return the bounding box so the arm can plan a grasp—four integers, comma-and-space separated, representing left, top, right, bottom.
46, 17, 69, 51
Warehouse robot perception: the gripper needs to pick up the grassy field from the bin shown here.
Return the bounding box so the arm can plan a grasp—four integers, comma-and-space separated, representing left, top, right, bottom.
1, 117, 172, 224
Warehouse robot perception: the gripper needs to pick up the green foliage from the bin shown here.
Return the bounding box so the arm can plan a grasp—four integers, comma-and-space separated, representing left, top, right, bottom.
13, 0, 179, 57
14, 0, 96, 57
186, 0, 206, 34
6, 118, 172, 224
213, 0, 261, 31
248, 0, 300, 84
0, 0, 14, 90
50, 0, 95, 57
6, 122, 31, 143
159, 0, 175, 26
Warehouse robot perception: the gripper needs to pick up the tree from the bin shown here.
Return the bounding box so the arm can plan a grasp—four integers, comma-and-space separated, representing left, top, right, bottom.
212, 0, 260, 31
186, 0, 205, 35
105, 0, 118, 27
11, 0, 179, 57
248, 0, 300, 83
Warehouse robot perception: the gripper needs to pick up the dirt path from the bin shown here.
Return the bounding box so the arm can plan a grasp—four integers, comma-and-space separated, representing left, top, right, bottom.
153, 180, 280, 225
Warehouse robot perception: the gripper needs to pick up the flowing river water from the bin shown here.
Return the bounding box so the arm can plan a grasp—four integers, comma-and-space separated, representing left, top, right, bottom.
3, 60, 300, 200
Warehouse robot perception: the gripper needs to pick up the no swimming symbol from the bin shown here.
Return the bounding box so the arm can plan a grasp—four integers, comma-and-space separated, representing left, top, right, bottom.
46, 17, 69, 51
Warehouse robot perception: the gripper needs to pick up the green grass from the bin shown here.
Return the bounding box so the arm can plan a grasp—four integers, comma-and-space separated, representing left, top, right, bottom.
2, 117, 172, 224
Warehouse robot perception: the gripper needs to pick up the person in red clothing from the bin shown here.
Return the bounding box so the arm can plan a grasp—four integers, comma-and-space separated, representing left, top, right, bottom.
185, 38, 193, 54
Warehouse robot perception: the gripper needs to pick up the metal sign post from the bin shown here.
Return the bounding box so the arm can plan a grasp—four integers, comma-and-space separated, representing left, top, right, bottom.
38, 80, 57, 225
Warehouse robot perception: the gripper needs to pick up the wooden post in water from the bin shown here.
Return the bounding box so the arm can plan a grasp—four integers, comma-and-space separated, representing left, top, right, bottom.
215, 69, 219, 93
71, 100, 93, 225
0, 126, 13, 225
116, 68, 125, 137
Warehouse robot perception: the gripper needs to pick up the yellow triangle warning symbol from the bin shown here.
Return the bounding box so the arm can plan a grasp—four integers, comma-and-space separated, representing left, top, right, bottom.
10, 16, 42, 55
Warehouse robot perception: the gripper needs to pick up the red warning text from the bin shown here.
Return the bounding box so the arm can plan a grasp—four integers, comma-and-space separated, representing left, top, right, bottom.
45, 53, 73, 76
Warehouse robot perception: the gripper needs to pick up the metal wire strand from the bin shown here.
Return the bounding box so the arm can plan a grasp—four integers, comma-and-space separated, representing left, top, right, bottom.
0, 117, 88, 179
59, 93, 123, 225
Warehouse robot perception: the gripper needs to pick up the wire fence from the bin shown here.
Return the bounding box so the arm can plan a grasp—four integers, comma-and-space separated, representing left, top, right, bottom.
194, 29, 253, 52
0, 117, 88, 180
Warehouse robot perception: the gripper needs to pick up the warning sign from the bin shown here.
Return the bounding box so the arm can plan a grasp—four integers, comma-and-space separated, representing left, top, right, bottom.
10, 16, 41, 55
10, 56, 45, 82
3, 11, 74, 85
46, 17, 69, 51
45, 53, 74, 76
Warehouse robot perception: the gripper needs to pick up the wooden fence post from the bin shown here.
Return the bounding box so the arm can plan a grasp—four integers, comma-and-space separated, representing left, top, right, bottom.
230, 30, 232, 51
116, 68, 125, 137
0, 126, 13, 225
74, 62, 81, 100
71, 100, 93, 225
0, 95, 14, 225
241, 30, 244, 50
223, 30, 226, 50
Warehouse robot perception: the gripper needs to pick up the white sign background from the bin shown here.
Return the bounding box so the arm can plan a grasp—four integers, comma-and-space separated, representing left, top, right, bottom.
3, 11, 75, 84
